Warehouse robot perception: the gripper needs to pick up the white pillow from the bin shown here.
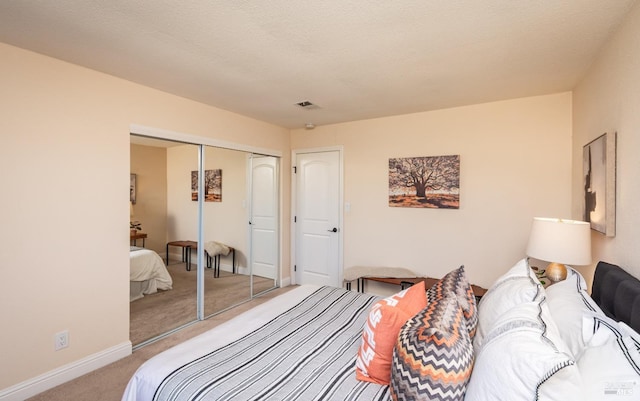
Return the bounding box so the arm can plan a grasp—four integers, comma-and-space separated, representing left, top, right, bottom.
474, 258, 544, 349
577, 313, 640, 400
465, 299, 583, 401
490, 257, 539, 284
545, 267, 604, 358
537, 363, 585, 401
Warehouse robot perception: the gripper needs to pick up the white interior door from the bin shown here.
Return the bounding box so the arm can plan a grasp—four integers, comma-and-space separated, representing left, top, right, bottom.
295, 150, 341, 287
250, 155, 278, 280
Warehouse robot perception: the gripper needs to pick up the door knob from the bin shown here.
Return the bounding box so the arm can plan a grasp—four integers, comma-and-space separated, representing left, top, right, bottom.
328, 227, 338, 232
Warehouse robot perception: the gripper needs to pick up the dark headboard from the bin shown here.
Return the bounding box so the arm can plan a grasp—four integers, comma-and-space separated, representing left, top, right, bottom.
591, 261, 640, 333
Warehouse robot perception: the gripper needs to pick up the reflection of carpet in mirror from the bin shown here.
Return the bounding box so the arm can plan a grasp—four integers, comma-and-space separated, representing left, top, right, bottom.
130, 264, 275, 345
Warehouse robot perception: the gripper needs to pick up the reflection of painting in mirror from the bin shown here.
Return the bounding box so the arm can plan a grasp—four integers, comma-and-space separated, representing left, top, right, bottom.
130, 173, 137, 204
191, 169, 222, 202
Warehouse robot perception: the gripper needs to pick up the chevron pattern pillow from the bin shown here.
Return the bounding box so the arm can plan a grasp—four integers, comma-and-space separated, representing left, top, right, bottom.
390, 293, 474, 401
427, 265, 478, 339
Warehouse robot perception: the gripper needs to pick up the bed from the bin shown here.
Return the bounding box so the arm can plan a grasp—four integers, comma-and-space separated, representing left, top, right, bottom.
122, 259, 640, 400
130, 246, 173, 302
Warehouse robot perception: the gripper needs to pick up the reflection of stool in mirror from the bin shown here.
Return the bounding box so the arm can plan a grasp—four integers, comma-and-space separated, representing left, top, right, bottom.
166, 240, 198, 271
204, 241, 235, 278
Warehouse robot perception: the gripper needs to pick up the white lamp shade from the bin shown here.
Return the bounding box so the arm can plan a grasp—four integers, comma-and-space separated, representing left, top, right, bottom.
526, 217, 592, 266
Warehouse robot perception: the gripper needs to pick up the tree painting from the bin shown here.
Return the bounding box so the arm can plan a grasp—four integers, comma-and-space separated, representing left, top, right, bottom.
389, 155, 460, 208
191, 169, 222, 202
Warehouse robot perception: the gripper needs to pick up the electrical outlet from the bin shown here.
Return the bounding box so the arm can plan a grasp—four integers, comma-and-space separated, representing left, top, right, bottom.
54, 330, 69, 351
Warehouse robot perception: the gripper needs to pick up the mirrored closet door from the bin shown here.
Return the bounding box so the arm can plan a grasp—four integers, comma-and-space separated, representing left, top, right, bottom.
201, 145, 252, 317
130, 136, 199, 346
129, 133, 280, 346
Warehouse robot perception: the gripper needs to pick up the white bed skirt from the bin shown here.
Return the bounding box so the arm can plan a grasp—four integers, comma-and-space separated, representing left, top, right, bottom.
130, 247, 172, 302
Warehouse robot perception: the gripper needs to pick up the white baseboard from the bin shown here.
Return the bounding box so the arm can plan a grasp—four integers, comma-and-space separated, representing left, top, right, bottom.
0, 341, 132, 401
234, 265, 249, 275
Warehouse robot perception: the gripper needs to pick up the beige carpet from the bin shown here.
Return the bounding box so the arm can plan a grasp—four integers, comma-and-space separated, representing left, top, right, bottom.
130, 262, 275, 345
26, 285, 296, 401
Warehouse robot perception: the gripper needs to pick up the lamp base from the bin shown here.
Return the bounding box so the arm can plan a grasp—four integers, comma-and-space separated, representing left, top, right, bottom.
546, 262, 568, 282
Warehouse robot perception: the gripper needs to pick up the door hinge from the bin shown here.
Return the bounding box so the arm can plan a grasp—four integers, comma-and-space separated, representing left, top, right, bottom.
293, 166, 297, 174
294, 265, 297, 271
294, 216, 297, 223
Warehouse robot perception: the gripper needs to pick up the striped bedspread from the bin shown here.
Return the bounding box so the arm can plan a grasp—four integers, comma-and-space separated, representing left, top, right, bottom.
153, 286, 391, 401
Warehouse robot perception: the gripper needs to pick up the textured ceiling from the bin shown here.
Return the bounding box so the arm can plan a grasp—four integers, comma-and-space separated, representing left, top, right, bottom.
0, 1, 636, 129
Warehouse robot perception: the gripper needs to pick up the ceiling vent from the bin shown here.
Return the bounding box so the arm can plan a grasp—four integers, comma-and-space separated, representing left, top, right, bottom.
295, 100, 320, 110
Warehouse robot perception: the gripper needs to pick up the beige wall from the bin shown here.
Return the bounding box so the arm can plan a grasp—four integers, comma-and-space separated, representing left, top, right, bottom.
130, 143, 168, 254
165, 143, 200, 249
0, 43, 289, 392
572, 1, 640, 281
292, 93, 573, 290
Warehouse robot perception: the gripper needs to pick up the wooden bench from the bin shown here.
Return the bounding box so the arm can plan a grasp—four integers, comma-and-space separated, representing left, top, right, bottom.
206, 246, 235, 278
166, 240, 236, 277
356, 276, 487, 299
166, 240, 198, 271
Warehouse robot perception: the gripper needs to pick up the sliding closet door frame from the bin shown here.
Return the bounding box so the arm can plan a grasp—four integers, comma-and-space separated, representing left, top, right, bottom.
196, 145, 205, 320
131, 124, 282, 157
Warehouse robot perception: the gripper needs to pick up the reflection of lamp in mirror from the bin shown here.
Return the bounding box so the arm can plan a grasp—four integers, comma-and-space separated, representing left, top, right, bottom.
130, 202, 137, 235
526, 217, 591, 283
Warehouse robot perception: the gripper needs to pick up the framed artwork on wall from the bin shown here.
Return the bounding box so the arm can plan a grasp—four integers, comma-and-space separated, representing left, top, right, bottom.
191, 169, 222, 202
388, 155, 460, 209
583, 132, 616, 236
130, 173, 137, 204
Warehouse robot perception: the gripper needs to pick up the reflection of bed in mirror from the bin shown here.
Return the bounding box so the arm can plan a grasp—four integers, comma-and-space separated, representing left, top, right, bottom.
130, 246, 173, 302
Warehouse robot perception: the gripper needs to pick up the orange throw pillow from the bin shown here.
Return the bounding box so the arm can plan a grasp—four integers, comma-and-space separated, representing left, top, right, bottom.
355, 281, 427, 384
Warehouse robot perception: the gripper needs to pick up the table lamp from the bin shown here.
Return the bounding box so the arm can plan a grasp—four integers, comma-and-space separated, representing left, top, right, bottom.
526, 217, 592, 282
